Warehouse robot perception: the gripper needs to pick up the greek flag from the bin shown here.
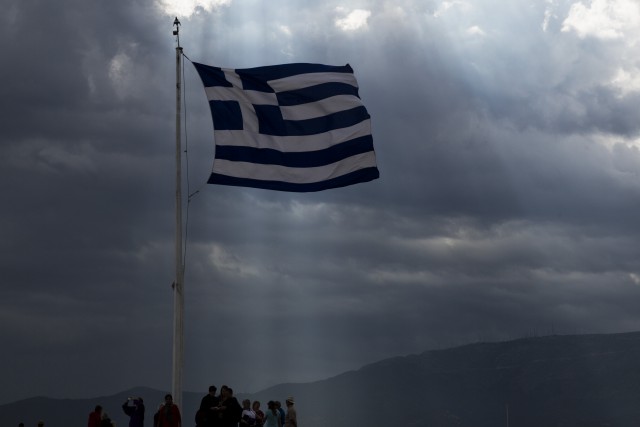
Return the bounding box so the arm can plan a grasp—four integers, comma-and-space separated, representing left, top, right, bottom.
192, 62, 379, 192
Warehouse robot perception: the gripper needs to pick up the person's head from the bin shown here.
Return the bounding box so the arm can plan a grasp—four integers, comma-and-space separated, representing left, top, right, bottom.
286, 397, 294, 407
242, 399, 251, 409
134, 397, 144, 406
208, 385, 217, 396
219, 385, 229, 398
37, 421, 44, 427
267, 401, 276, 413
275, 401, 281, 409
252, 401, 261, 411
164, 394, 173, 405
95, 405, 103, 413
18, 423, 24, 427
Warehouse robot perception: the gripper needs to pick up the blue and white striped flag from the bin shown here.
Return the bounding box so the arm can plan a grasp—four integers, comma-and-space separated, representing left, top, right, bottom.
192, 62, 379, 192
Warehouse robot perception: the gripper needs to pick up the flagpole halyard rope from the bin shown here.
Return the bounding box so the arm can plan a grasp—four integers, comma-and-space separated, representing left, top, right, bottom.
181, 48, 210, 275
182, 48, 191, 272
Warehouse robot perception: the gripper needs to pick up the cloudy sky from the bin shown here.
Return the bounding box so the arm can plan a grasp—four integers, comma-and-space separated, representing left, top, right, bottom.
2, 0, 640, 406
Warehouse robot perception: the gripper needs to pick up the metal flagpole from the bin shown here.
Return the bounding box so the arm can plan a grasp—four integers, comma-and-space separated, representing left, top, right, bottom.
172, 17, 185, 410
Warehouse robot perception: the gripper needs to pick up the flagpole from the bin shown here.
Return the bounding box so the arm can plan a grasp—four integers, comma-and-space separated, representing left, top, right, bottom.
172, 17, 184, 410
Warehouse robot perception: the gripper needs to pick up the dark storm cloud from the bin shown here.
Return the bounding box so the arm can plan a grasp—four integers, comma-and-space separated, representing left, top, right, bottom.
0, 0, 179, 402
2, 0, 640, 406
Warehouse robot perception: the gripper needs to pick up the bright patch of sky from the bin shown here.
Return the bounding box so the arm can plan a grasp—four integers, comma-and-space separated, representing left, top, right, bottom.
155, 0, 231, 17
433, 0, 472, 18
106, 42, 151, 100
609, 68, 640, 97
542, 0, 559, 31
108, 53, 130, 92
560, 0, 640, 101
278, 24, 292, 37
206, 243, 261, 278
466, 25, 486, 36
562, 0, 640, 40
335, 8, 372, 31
16, 140, 96, 174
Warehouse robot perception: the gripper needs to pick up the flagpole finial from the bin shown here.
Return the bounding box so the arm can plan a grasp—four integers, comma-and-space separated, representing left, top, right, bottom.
173, 17, 181, 46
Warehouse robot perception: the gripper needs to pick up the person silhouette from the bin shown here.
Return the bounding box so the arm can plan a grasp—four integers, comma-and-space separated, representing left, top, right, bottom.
122, 397, 145, 427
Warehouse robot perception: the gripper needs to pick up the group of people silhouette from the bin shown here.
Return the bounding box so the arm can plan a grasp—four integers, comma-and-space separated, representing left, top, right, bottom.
196, 385, 297, 427
15, 385, 298, 427
79, 385, 298, 427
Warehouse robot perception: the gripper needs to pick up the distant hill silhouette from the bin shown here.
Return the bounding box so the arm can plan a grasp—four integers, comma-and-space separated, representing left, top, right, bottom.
4, 332, 640, 427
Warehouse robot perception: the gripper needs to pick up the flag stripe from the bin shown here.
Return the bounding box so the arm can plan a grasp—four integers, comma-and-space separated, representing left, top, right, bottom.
231, 63, 354, 82
205, 87, 278, 105
268, 72, 358, 93
215, 135, 374, 167
208, 167, 379, 192
213, 119, 372, 152
276, 82, 360, 106
280, 95, 364, 121
256, 105, 370, 136
211, 151, 378, 184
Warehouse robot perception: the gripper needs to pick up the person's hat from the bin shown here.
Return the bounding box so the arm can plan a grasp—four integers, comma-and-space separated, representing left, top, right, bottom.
286, 396, 294, 404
